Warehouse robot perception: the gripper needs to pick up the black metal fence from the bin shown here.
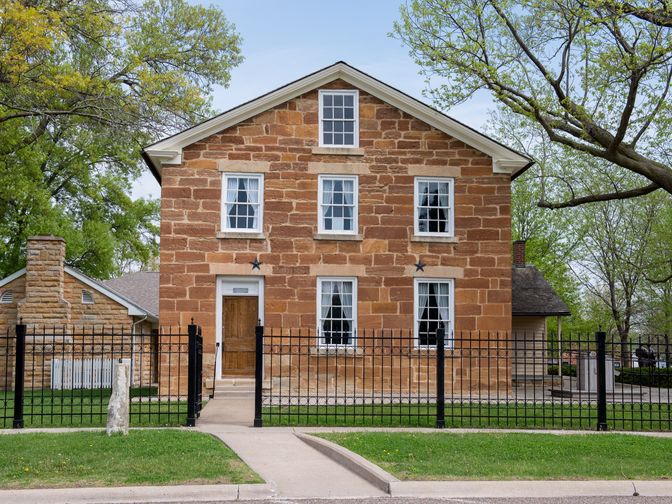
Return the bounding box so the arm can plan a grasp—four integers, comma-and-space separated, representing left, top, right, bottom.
1, 322, 203, 428
255, 327, 672, 431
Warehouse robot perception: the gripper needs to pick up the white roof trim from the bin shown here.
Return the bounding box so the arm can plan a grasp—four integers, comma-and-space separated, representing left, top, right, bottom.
144, 62, 531, 180
0, 268, 26, 289
65, 267, 158, 320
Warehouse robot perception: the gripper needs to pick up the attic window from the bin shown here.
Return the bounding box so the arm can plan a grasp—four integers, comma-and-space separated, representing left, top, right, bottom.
0, 290, 13, 304
82, 290, 94, 304
319, 90, 358, 147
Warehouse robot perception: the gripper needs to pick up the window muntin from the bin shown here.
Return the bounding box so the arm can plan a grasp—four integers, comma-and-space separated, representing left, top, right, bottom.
414, 279, 453, 348
82, 290, 94, 304
318, 175, 358, 234
0, 290, 13, 304
414, 177, 454, 236
319, 90, 358, 147
317, 277, 357, 346
222, 174, 263, 232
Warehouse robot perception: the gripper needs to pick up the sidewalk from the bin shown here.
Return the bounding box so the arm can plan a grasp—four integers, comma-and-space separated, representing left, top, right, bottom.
2, 396, 672, 502
197, 397, 386, 498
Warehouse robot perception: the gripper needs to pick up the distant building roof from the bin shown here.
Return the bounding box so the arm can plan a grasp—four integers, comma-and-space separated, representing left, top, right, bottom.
512, 266, 571, 317
102, 271, 159, 319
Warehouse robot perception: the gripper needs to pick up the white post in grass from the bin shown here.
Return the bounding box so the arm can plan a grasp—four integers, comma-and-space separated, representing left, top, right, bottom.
107, 360, 130, 435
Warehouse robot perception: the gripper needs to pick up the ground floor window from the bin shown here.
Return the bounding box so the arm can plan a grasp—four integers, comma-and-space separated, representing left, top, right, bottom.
317, 277, 357, 346
414, 279, 453, 347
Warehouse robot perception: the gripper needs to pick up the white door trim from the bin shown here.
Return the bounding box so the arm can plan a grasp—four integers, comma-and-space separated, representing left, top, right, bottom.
215, 275, 265, 379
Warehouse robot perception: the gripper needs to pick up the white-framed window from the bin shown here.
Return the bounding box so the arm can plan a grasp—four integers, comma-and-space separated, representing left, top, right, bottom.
81, 290, 94, 304
0, 290, 13, 304
414, 177, 454, 236
221, 173, 264, 233
318, 90, 359, 147
414, 278, 454, 348
318, 175, 358, 234
317, 277, 357, 346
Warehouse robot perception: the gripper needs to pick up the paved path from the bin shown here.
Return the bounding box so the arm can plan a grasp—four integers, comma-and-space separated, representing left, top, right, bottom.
198, 397, 385, 498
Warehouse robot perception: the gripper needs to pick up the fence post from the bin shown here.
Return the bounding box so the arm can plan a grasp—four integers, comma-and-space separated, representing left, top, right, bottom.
436, 325, 446, 429
254, 324, 264, 428
595, 330, 608, 431
186, 322, 198, 427
13, 323, 26, 429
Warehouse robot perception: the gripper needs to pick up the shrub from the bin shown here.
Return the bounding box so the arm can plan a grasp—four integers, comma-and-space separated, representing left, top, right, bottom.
616, 367, 672, 388
547, 364, 577, 377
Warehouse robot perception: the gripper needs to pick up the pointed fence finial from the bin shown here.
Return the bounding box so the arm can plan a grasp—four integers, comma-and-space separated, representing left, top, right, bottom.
191, 317, 194, 325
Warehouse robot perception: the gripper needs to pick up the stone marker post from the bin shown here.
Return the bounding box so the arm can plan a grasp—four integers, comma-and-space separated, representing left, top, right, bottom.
107, 360, 130, 435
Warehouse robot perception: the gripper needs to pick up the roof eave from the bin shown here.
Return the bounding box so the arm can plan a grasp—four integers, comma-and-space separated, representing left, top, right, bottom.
513, 311, 572, 317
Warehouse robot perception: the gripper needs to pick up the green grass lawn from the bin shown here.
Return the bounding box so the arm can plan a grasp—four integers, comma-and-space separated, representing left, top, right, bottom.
0, 430, 261, 489
319, 431, 672, 480
1, 389, 190, 427
263, 402, 672, 431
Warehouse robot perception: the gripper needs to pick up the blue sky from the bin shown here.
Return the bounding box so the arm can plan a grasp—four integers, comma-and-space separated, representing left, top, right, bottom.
132, 0, 493, 199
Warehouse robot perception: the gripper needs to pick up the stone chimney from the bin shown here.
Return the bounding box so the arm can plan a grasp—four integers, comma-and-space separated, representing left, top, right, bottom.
17, 236, 71, 325
513, 240, 526, 268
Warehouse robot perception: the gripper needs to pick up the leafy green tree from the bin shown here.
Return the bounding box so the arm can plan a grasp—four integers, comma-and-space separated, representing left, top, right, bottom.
0, 0, 242, 278
394, 0, 672, 207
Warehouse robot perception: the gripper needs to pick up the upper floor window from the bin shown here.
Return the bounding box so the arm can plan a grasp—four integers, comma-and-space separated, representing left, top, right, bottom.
222, 173, 263, 233
319, 90, 358, 147
414, 177, 454, 236
82, 290, 94, 304
0, 290, 13, 304
318, 175, 358, 234
317, 277, 357, 347
414, 279, 453, 348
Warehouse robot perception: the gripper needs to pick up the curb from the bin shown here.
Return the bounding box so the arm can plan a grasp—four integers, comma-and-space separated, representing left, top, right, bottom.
295, 432, 397, 493
389, 480, 672, 498
0, 483, 275, 504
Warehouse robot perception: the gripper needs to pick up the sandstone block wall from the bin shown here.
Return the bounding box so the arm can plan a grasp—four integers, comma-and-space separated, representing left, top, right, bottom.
160, 79, 513, 392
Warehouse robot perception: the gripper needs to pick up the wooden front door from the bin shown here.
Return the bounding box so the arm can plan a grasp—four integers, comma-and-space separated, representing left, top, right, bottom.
222, 296, 258, 376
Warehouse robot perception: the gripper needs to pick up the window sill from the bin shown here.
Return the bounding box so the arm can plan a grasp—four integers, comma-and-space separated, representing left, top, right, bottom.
313, 233, 363, 241
312, 146, 365, 156
411, 235, 459, 244
310, 346, 363, 356
216, 231, 266, 240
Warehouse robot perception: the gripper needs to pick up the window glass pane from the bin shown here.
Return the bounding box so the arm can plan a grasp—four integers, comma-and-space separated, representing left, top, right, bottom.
224, 176, 261, 231
321, 92, 356, 146
416, 179, 451, 235
417, 281, 450, 346
320, 177, 356, 233
319, 279, 355, 345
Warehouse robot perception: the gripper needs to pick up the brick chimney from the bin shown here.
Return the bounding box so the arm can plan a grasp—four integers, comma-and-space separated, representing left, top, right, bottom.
513, 240, 526, 268
17, 236, 71, 325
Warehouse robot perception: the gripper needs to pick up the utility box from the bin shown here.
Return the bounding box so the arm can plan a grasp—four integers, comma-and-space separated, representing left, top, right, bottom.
577, 352, 616, 392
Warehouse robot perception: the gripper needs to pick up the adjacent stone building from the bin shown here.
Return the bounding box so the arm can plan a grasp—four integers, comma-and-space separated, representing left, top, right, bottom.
0, 236, 159, 389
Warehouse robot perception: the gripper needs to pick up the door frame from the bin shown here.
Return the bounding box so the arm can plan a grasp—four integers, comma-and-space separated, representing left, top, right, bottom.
215, 276, 264, 379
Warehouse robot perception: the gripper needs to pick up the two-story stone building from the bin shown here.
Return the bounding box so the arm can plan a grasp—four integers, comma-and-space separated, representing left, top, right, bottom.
142, 62, 561, 386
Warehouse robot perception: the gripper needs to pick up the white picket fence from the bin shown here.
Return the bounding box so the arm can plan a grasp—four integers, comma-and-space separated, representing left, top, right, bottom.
51, 358, 132, 390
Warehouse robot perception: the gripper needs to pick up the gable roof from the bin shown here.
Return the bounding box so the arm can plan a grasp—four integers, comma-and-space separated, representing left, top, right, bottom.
142, 61, 532, 183
102, 271, 159, 318
0, 267, 158, 321
512, 266, 571, 317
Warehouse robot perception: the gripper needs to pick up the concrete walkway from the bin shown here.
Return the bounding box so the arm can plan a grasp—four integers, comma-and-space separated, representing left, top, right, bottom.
197, 397, 386, 498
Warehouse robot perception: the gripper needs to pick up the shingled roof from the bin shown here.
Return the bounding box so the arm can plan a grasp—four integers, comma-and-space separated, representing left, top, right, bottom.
102, 271, 159, 318
512, 266, 571, 317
